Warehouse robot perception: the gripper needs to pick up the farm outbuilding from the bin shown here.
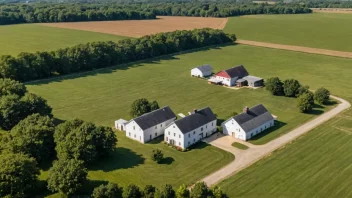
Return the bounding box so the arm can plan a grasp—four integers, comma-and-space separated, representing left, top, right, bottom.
191, 64, 213, 78
243, 75, 264, 87
115, 119, 128, 131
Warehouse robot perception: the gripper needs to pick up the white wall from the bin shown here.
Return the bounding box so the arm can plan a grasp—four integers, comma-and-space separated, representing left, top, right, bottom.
165, 120, 217, 149
222, 119, 274, 141
191, 68, 212, 78
215, 76, 238, 86
222, 118, 246, 140
125, 118, 176, 144
125, 121, 144, 143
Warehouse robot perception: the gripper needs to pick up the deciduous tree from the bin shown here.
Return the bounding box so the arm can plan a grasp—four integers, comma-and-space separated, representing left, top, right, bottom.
283, 79, 301, 97
123, 184, 142, 198
314, 87, 330, 105
297, 92, 314, 113
151, 149, 164, 164
176, 184, 190, 198
92, 182, 123, 198
190, 182, 209, 198
265, 77, 283, 96
143, 185, 156, 198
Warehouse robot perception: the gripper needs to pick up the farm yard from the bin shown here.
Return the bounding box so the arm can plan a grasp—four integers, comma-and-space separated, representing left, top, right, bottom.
224, 13, 352, 52
26, 44, 338, 145
0, 24, 127, 56
41, 16, 228, 38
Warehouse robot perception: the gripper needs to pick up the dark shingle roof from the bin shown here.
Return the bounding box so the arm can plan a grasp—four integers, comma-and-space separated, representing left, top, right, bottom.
174, 107, 217, 134
232, 104, 274, 133
225, 65, 249, 78
133, 106, 176, 130
196, 64, 213, 73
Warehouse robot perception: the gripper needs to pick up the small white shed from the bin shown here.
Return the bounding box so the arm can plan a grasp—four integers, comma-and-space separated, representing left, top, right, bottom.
191, 64, 213, 78
115, 119, 128, 131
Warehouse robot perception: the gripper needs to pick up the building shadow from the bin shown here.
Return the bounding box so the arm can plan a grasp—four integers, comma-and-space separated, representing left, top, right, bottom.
188, 141, 210, 150
88, 147, 145, 172
249, 120, 287, 141
148, 135, 164, 144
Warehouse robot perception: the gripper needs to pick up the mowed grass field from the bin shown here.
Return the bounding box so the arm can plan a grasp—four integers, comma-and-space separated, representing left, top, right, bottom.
224, 13, 352, 52
41, 133, 234, 197
0, 24, 127, 56
26, 44, 334, 145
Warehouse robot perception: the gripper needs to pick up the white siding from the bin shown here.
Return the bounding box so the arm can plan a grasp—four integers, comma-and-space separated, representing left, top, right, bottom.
165, 120, 217, 149
125, 118, 176, 144
191, 68, 211, 78
222, 118, 275, 141
125, 121, 144, 143
215, 76, 238, 86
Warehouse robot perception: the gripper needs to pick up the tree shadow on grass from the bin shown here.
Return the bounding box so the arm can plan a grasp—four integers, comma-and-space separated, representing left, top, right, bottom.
88, 147, 145, 172
249, 120, 287, 141
159, 157, 174, 165
307, 104, 326, 115
26, 43, 235, 86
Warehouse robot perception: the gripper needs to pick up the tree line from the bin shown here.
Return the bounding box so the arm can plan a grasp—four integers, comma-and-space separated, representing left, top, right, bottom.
0, 28, 236, 82
305, 1, 352, 8
265, 77, 330, 113
0, 3, 156, 25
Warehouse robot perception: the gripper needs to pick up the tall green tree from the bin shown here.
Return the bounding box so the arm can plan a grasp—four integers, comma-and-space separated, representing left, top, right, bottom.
176, 184, 190, 198
123, 184, 142, 198
283, 79, 301, 97
92, 182, 123, 198
0, 78, 27, 97
155, 184, 175, 198
143, 185, 156, 198
130, 98, 152, 118
0, 153, 39, 197
54, 119, 117, 164
297, 92, 314, 113
7, 114, 55, 162
151, 149, 164, 164
190, 182, 209, 198
47, 159, 88, 196
314, 87, 330, 105
265, 77, 283, 96
150, 100, 160, 111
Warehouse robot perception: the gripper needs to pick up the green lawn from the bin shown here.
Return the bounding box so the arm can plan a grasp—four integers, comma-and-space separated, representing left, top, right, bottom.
231, 142, 248, 150
41, 132, 234, 197
224, 13, 352, 52
26, 44, 334, 145
0, 24, 127, 56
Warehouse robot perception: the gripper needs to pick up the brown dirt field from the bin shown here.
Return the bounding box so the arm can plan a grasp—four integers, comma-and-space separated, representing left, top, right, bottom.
311, 8, 352, 14
40, 16, 228, 38
236, 39, 352, 59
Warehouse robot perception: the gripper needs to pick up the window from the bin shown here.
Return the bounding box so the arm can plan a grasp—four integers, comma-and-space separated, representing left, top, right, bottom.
174, 133, 176, 137
179, 135, 181, 138
193, 139, 195, 143
188, 134, 191, 138
212, 122, 214, 126
129, 132, 131, 136
160, 124, 162, 127
166, 137, 168, 141
133, 126, 135, 130
155, 126, 157, 129
140, 136, 141, 140
193, 131, 195, 135
168, 131, 170, 135
179, 142, 181, 146
188, 142, 190, 145
134, 134, 136, 138
155, 133, 157, 137
201, 127, 203, 131
173, 125, 175, 128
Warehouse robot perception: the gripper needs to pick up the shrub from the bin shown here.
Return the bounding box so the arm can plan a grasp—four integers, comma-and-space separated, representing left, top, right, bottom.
283, 79, 301, 97
151, 149, 164, 163
265, 77, 283, 96
297, 92, 314, 113
92, 182, 123, 198
123, 184, 142, 198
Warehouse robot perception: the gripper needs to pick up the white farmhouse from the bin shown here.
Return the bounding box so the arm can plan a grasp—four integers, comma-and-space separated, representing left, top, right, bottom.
222, 104, 274, 141
191, 64, 213, 78
212, 65, 249, 86
125, 106, 176, 143
164, 107, 217, 149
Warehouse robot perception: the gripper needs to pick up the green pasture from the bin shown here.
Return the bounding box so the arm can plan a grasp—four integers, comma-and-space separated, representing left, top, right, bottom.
224, 13, 352, 52
0, 24, 126, 56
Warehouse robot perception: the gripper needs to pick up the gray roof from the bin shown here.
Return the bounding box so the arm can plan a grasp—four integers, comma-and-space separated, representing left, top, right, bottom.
173, 107, 217, 134
232, 104, 274, 133
236, 78, 247, 83
195, 64, 213, 73
242, 75, 263, 82
133, 106, 176, 130
225, 65, 249, 78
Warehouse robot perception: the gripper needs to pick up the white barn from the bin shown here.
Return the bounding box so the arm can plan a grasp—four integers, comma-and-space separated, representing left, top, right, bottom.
125, 106, 176, 143
191, 64, 213, 78
212, 65, 249, 87
164, 107, 217, 149
222, 104, 274, 141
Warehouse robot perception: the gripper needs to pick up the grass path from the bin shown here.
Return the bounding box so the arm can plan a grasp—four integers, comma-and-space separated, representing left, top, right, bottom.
236, 39, 352, 59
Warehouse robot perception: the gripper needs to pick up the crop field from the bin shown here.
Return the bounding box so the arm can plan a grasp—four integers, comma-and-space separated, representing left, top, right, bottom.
40, 16, 228, 38
224, 13, 352, 52
25, 44, 337, 145
0, 24, 127, 56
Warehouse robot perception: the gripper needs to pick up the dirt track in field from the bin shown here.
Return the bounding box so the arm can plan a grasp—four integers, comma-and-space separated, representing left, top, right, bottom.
41, 16, 228, 38
236, 39, 352, 59
311, 8, 352, 14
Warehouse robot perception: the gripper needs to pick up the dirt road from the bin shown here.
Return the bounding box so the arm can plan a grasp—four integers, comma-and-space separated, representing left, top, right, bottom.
236, 40, 352, 59
201, 95, 351, 186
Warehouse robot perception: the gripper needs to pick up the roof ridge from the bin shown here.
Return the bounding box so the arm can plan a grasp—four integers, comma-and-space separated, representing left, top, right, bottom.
133, 105, 170, 119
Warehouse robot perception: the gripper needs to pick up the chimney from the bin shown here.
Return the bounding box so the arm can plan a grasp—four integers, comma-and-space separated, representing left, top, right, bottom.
243, 106, 249, 113
193, 109, 197, 114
